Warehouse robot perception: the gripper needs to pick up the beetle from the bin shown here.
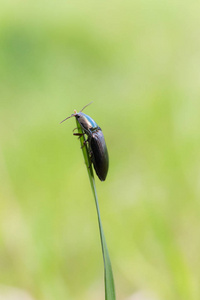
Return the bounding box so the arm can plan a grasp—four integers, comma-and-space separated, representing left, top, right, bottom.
60, 103, 109, 181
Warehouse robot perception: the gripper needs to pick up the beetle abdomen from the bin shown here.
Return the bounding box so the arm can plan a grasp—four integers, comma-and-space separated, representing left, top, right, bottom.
90, 130, 109, 181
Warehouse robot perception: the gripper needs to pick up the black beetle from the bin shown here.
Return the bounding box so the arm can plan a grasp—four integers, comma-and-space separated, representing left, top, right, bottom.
60, 103, 109, 181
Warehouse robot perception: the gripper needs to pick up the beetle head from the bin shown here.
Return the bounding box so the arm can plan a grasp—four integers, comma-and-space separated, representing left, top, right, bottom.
60, 102, 92, 124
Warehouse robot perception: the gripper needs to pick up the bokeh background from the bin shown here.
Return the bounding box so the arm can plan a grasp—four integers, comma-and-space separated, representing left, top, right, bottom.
1, 1, 200, 300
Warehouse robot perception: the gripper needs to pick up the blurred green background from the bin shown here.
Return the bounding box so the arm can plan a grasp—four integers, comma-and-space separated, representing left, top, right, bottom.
1, 1, 200, 300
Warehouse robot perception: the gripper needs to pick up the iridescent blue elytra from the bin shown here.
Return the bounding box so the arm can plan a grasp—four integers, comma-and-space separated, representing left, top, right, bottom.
60, 103, 109, 181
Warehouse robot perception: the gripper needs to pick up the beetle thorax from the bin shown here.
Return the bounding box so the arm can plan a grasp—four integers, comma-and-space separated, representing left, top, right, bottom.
76, 112, 99, 134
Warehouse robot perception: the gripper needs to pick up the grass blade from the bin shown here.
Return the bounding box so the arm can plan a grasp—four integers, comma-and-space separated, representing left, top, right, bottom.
76, 119, 116, 300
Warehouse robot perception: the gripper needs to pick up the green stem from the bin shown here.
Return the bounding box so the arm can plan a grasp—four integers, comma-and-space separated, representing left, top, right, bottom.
76, 119, 116, 300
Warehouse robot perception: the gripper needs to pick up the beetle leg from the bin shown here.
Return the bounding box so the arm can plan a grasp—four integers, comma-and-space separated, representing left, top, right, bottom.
81, 141, 86, 149
86, 150, 93, 169
89, 150, 93, 158
73, 133, 84, 137
87, 156, 92, 169
87, 163, 92, 169
73, 127, 78, 132
80, 137, 89, 148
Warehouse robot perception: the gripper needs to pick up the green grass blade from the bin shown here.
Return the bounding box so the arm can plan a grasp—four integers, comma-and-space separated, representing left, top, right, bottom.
76, 119, 116, 300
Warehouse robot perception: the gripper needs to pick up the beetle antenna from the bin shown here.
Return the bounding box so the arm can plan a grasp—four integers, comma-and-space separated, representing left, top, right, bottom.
60, 114, 75, 124
80, 101, 93, 112
60, 101, 92, 124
